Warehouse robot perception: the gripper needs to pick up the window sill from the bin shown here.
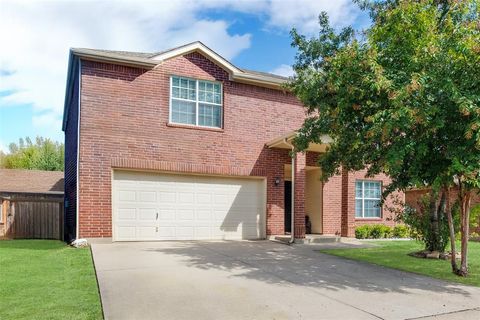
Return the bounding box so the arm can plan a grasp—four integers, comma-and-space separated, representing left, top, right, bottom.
166, 122, 224, 132
355, 218, 383, 221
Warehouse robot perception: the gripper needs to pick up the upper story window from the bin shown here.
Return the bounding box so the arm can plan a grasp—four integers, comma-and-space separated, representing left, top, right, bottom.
355, 180, 382, 218
170, 76, 222, 128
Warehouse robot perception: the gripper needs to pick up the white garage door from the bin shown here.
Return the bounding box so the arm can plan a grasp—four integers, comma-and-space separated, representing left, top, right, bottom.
113, 171, 266, 241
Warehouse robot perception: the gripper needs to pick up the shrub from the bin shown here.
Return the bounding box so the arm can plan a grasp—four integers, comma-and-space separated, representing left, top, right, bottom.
355, 224, 392, 239
393, 225, 410, 238
402, 202, 452, 252
470, 204, 480, 233
380, 225, 393, 238
355, 225, 370, 239
369, 224, 386, 239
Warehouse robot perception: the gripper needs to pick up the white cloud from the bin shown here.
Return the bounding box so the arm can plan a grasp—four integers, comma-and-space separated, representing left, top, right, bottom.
264, 0, 362, 34
203, 0, 362, 33
32, 112, 62, 131
270, 64, 295, 77
0, 0, 253, 133
0, 0, 362, 137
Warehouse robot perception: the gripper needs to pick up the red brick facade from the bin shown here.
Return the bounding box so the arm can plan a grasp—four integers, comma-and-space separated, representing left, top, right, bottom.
406, 188, 480, 234
70, 50, 402, 239
319, 169, 401, 237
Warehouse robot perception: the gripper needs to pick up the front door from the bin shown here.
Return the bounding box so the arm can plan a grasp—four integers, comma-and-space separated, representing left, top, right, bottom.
284, 181, 292, 233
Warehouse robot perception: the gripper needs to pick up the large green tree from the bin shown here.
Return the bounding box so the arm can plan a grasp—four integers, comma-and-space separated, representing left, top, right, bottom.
289, 0, 479, 276
0, 137, 64, 171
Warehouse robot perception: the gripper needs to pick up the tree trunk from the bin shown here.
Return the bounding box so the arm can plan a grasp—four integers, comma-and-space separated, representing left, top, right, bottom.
458, 184, 471, 277
444, 186, 458, 274
429, 191, 441, 252
436, 191, 447, 252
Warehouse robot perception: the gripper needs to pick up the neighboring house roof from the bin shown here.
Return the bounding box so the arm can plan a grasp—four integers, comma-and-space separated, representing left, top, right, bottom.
63, 41, 290, 131
0, 169, 64, 194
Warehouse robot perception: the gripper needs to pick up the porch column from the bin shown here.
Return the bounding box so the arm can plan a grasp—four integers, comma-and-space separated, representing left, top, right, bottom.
341, 169, 355, 237
294, 152, 306, 238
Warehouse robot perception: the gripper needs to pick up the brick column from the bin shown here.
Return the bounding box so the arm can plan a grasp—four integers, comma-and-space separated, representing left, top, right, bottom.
294, 152, 306, 238
341, 169, 356, 237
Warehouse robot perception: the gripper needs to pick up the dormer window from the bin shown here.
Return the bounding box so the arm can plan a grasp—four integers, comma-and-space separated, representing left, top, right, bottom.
170, 76, 222, 128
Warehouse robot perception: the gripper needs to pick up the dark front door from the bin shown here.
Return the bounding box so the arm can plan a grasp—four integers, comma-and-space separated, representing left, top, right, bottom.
284, 181, 292, 233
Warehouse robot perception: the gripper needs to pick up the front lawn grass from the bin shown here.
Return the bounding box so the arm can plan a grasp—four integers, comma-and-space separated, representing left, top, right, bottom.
319, 240, 480, 287
0, 240, 103, 320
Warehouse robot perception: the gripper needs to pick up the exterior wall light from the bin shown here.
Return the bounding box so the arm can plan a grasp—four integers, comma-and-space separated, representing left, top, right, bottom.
274, 177, 281, 186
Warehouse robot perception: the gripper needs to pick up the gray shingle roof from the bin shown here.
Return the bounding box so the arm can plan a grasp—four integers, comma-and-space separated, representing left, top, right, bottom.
72, 46, 289, 80
241, 68, 289, 81
77, 49, 155, 59
0, 169, 64, 194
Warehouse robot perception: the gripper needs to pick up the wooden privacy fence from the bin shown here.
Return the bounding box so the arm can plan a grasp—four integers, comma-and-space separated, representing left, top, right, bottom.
1, 193, 64, 240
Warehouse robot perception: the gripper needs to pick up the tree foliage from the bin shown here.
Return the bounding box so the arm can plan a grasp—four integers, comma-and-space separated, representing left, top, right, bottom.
0, 137, 64, 171
289, 0, 479, 275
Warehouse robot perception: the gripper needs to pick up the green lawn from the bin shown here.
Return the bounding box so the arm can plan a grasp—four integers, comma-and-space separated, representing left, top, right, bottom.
0, 240, 103, 320
319, 240, 480, 287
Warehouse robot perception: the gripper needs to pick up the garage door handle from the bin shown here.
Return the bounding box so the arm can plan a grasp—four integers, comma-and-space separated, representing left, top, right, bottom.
156, 212, 158, 220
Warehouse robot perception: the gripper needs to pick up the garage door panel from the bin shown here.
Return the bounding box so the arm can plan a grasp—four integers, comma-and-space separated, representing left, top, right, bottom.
178, 192, 195, 204
118, 190, 136, 202
176, 227, 194, 238
158, 191, 176, 203
117, 208, 136, 220
138, 208, 157, 221
158, 226, 175, 238
196, 209, 214, 220
196, 193, 213, 204
113, 171, 265, 241
139, 191, 156, 202
195, 227, 213, 238
137, 226, 157, 239
176, 208, 195, 220
116, 226, 136, 239
158, 209, 175, 220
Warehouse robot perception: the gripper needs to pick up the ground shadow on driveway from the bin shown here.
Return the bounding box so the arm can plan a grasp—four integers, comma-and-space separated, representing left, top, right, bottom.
144, 240, 473, 295
92, 240, 480, 320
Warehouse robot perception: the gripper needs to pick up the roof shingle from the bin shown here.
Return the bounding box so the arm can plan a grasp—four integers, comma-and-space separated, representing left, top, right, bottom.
0, 169, 64, 194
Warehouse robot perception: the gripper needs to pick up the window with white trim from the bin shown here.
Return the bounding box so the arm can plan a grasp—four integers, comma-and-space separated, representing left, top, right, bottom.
170, 76, 222, 128
355, 180, 382, 218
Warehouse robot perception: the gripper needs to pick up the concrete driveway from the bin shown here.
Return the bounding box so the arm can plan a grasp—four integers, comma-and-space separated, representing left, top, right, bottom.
91, 241, 480, 320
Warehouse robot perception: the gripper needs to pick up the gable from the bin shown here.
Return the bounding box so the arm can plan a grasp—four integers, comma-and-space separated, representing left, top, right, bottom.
151, 42, 242, 75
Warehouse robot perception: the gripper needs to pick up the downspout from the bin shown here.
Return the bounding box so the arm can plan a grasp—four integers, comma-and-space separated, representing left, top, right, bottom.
76, 59, 82, 240
284, 138, 295, 244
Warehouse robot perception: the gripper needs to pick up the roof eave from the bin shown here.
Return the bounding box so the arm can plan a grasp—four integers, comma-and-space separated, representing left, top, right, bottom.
72, 48, 158, 68
266, 131, 333, 153
231, 73, 288, 90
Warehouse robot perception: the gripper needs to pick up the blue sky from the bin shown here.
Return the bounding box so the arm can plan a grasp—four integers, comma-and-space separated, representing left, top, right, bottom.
0, 0, 369, 152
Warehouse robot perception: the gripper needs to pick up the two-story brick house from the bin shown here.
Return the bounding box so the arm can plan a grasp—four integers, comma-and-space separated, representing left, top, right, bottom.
63, 41, 402, 242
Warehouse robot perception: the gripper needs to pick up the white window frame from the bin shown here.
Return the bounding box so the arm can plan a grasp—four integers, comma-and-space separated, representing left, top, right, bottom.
0, 202, 3, 223
355, 180, 382, 219
169, 75, 223, 129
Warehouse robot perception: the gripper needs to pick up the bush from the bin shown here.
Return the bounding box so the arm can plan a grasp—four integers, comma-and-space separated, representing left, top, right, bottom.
393, 225, 410, 238
369, 225, 381, 238
470, 204, 480, 233
381, 225, 393, 238
355, 225, 370, 239
402, 202, 453, 252
355, 224, 392, 239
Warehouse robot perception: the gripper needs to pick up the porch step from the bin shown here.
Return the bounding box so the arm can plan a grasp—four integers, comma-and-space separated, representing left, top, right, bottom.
268, 235, 361, 245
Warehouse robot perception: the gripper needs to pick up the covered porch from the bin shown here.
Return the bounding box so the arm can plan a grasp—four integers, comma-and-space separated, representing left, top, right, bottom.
266, 131, 332, 240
